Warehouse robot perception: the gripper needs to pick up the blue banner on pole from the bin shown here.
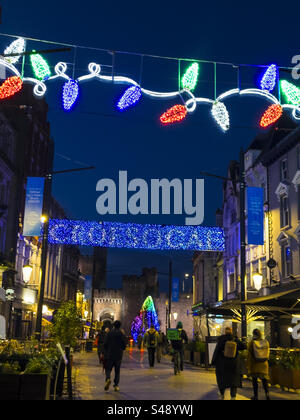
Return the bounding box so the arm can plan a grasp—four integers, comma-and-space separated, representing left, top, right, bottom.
172, 277, 180, 302
23, 177, 45, 237
247, 187, 264, 245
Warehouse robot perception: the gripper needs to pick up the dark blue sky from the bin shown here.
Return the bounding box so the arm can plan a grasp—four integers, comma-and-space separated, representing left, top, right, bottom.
2, 1, 300, 290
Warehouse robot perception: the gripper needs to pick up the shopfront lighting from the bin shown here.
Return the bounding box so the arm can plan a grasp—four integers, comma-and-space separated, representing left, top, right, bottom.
288, 327, 294, 333
22, 264, 33, 285
42, 305, 48, 315
173, 312, 178, 321
252, 272, 263, 291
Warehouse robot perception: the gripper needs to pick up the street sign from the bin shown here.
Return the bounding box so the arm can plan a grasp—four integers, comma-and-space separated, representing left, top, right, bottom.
23, 177, 45, 236
172, 277, 180, 302
247, 187, 264, 245
267, 258, 277, 269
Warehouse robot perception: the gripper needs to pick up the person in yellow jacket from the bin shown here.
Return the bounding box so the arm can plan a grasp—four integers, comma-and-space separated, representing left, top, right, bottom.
143, 325, 159, 368
247, 329, 270, 400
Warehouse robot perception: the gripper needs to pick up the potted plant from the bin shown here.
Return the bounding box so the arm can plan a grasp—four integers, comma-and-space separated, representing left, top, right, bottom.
20, 356, 52, 400
277, 350, 300, 390
193, 341, 206, 366
0, 361, 21, 400
50, 301, 82, 399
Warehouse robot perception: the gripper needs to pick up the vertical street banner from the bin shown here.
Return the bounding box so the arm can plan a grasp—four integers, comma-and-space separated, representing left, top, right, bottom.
23, 177, 45, 237
247, 186, 264, 245
172, 277, 180, 302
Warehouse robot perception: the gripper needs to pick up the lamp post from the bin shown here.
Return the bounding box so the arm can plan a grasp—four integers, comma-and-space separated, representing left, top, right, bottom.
22, 263, 33, 286
35, 165, 95, 341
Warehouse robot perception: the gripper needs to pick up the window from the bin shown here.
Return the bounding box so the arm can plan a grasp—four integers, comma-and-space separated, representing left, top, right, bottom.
260, 257, 267, 286
246, 264, 251, 288
281, 244, 292, 278
229, 273, 235, 293
280, 159, 288, 181
280, 195, 289, 227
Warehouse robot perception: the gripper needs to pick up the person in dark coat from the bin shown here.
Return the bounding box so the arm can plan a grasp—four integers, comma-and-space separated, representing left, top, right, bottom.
171, 322, 188, 372
212, 327, 246, 400
104, 320, 127, 392
95, 326, 108, 367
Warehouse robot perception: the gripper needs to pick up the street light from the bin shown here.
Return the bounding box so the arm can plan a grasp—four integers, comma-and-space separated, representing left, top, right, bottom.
22, 263, 33, 285
252, 272, 263, 291
173, 312, 178, 321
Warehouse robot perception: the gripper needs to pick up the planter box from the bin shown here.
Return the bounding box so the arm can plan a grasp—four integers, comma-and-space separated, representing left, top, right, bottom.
0, 374, 20, 400
19, 373, 51, 400
194, 352, 204, 366
278, 367, 300, 390
193, 351, 200, 365
184, 350, 191, 363
269, 366, 280, 386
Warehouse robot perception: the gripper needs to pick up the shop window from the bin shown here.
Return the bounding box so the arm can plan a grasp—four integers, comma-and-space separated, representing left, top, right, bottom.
280, 195, 290, 227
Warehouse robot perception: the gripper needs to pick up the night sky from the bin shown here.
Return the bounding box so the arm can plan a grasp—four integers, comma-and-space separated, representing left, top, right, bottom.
2, 1, 300, 291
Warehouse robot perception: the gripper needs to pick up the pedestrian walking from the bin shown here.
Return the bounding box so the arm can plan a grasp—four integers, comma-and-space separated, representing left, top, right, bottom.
104, 320, 127, 392
247, 329, 270, 400
95, 326, 108, 368
143, 325, 159, 367
212, 327, 246, 400
137, 334, 143, 350
171, 322, 188, 373
156, 331, 164, 363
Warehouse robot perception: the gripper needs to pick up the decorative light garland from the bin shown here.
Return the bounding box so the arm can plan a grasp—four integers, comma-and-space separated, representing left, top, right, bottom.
30, 52, 51, 80
62, 79, 79, 111
2, 39, 300, 129
0, 76, 23, 100
48, 219, 225, 251
260, 104, 283, 128
160, 104, 187, 124
117, 85, 142, 111
260, 64, 278, 92
280, 80, 300, 105
4, 37, 26, 65
181, 63, 199, 91
211, 101, 230, 131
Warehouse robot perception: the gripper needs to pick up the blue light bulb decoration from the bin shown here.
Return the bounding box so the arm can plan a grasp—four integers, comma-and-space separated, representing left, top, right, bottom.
62, 79, 80, 111
260, 64, 278, 92
117, 85, 142, 111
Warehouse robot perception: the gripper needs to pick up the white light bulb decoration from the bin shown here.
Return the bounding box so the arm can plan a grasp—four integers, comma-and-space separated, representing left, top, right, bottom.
4, 38, 26, 65
211, 101, 230, 131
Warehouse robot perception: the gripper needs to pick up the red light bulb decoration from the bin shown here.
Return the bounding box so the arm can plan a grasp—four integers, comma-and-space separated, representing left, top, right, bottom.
259, 104, 283, 128
160, 104, 187, 124
0, 76, 23, 100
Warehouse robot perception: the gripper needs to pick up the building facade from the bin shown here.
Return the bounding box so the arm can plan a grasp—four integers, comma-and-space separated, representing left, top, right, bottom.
193, 115, 300, 347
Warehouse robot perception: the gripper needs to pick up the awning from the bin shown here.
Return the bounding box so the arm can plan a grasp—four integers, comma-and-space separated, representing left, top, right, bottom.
42, 317, 52, 326
241, 287, 300, 313
194, 287, 300, 320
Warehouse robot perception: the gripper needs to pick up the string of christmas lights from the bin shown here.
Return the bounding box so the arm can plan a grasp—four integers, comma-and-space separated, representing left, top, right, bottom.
48, 219, 225, 251
1, 37, 300, 129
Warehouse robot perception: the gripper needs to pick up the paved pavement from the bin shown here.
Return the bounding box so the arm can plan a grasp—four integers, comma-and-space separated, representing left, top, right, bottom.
72, 348, 300, 401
